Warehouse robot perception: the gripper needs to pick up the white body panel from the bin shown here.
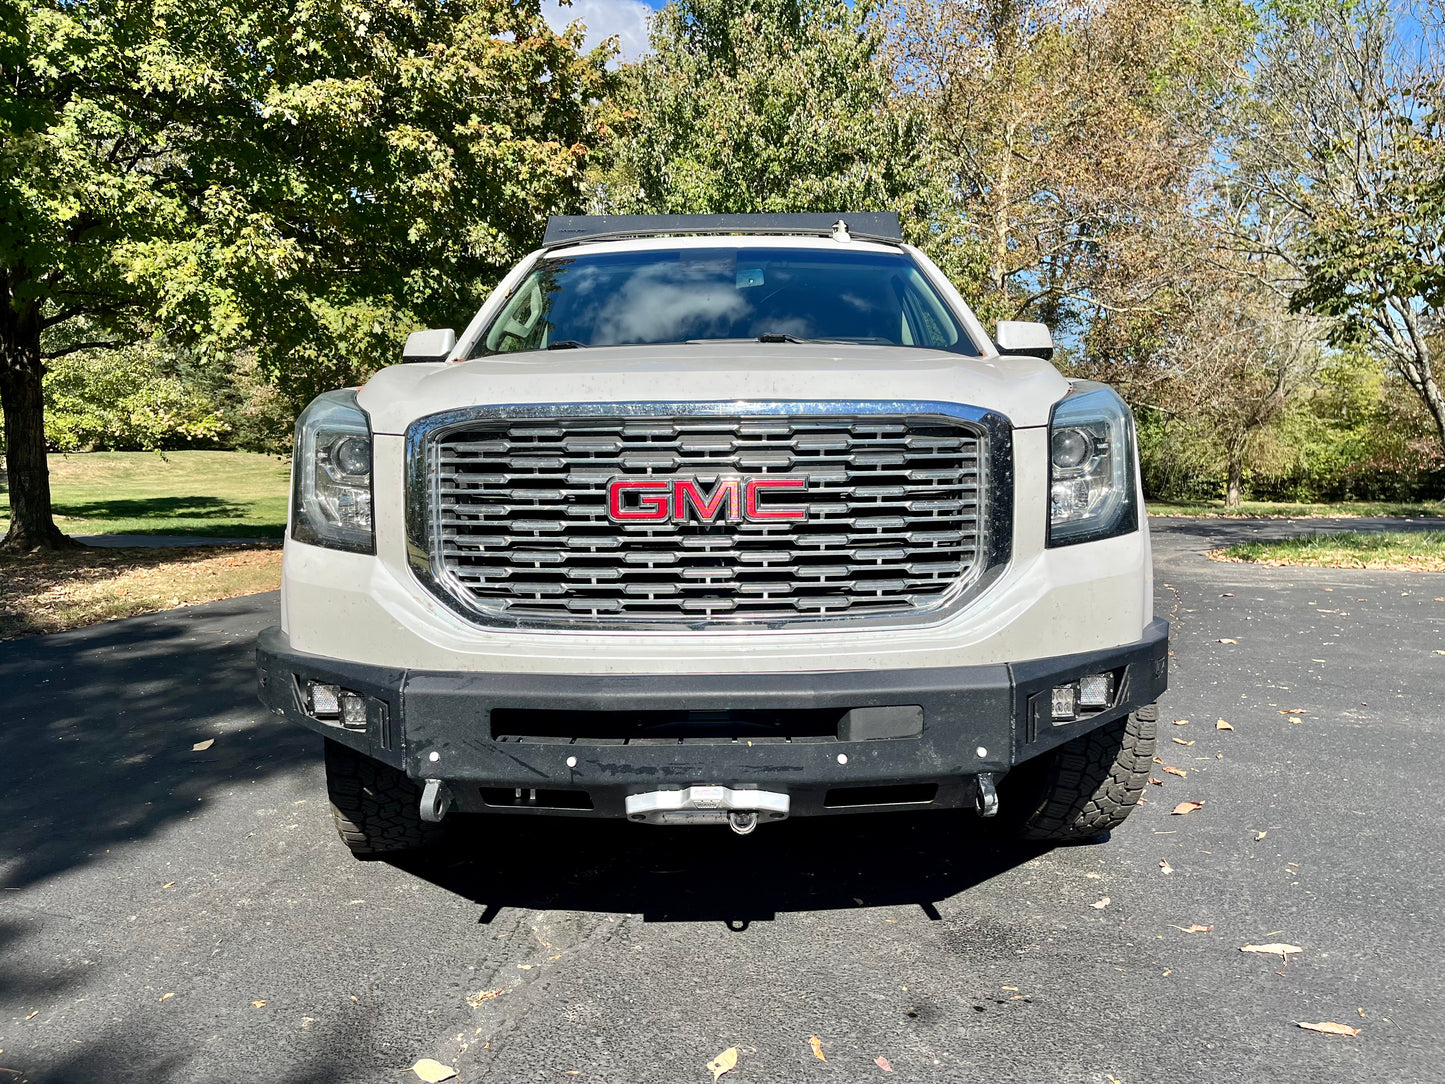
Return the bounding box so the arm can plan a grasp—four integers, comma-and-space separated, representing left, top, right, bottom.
283, 233, 1155, 676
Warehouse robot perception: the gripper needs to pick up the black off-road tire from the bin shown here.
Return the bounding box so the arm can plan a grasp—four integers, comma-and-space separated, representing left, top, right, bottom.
323, 739, 441, 858
1005, 704, 1158, 843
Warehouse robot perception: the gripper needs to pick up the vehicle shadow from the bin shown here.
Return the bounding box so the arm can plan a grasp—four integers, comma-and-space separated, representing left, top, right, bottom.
392, 810, 1053, 925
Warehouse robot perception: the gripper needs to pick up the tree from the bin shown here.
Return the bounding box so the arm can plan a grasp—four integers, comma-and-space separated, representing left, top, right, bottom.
599, 0, 938, 234
0, 0, 609, 550
1224, 0, 1445, 457
885, 0, 1253, 329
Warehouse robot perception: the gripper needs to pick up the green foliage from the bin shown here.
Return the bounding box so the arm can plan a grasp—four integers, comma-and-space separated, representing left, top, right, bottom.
3, 0, 612, 395
600, 0, 939, 232
43, 346, 228, 452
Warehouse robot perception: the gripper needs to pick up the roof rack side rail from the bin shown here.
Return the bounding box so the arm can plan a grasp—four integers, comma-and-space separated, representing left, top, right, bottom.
541, 212, 904, 248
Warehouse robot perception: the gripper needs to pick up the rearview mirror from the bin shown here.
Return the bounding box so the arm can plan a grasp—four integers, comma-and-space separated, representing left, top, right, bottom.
402, 328, 456, 363
995, 321, 1054, 360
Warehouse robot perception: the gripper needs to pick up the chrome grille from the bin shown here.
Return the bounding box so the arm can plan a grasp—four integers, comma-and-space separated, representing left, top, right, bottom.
414, 406, 1002, 629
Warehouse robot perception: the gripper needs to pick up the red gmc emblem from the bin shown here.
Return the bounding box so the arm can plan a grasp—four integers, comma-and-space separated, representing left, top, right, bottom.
607, 477, 808, 523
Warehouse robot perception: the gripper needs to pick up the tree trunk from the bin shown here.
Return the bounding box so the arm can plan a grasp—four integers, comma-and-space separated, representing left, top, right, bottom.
1, 300, 75, 552
1225, 439, 1246, 508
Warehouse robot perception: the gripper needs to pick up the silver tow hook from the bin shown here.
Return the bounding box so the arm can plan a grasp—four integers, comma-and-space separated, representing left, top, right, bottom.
420, 778, 452, 823
727, 810, 759, 836
975, 772, 999, 818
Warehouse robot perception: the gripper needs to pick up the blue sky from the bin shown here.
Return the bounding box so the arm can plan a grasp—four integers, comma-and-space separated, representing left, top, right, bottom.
542, 0, 662, 60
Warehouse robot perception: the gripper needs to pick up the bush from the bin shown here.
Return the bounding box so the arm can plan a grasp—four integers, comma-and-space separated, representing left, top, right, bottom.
44, 347, 230, 452
40, 343, 299, 455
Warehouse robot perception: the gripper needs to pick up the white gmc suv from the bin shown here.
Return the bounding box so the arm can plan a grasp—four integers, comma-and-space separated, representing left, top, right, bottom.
255, 212, 1168, 857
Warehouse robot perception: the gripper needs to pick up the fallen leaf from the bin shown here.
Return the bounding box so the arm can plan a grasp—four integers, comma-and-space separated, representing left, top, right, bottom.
876, 1057, 894, 1072
25, 1011, 38, 1020
1091, 897, 1111, 909
1152, 756, 1164, 764
1436, 650, 1445, 656
251, 1000, 266, 1008
1170, 924, 1213, 933
158, 992, 174, 1003
192, 739, 214, 751
809, 1035, 826, 1062
1163, 765, 1188, 778
1148, 777, 1164, 786
1172, 737, 1195, 746
1255, 831, 1267, 841
1159, 859, 1174, 875
410, 1059, 457, 1083
1298, 1022, 1360, 1037
1216, 719, 1234, 730
1240, 943, 1302, 960
1171, 718, 1190, 726
1217, 638, 1238, 644
1171, 801, 1204, 816
162, 882, 175, 889
1279, 709, 1307, 715
708, 1047, 739, 1081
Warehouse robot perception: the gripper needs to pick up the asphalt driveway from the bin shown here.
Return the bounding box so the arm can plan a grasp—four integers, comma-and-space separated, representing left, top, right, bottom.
1, 518, 1442, 1083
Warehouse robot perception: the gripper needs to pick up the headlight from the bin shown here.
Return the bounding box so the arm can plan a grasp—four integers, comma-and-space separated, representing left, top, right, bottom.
1047, 384, 1138, 546
292, 389, 374, 553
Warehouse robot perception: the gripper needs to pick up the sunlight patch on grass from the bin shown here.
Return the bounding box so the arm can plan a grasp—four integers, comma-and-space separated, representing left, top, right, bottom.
1148, 499, 1445, 519
0, 451, 290, 538
1211, 531, 1445, 572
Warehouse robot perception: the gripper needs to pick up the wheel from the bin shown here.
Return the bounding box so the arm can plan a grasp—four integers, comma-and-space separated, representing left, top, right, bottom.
323, 739, 441, 857
1004, 704, 1158, 843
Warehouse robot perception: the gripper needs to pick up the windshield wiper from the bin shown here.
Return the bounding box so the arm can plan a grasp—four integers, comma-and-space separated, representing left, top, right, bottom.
758, 332, 815, 343
547, 340, 588, 350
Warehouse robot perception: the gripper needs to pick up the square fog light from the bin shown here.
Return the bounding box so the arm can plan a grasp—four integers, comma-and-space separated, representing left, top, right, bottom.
308, 682, 341, 718
339, 692, 368, 731
1051, 683, 1078, 721
1078, 672, 1114, 709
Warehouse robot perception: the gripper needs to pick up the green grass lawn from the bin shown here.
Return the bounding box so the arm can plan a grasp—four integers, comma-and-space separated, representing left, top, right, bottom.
1214, 530, 1445, 571
0, 451, 290, 539
1148, 498, 1445, 518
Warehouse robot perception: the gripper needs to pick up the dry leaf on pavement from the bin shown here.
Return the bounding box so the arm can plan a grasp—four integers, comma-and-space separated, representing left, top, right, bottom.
1171, 801, 1204, 815
1172, 738, 1195, 746
1148, 777, 1164, 786
158, 993, 174, 1003
251, 1000, 266, 1008
876, 1056, 894, 1072
1171, 718, 1190, 726
809, 1035, 826, 1062
1240, 943, 1302, 960
1217, 638, 1238, 644
1159, 859, 1174, 874
1163, 766, 1188, 778
1091, 897, 1111, 909
708, 1046, 739, 1082
1255, 831, 1267, 841
410, 1059, 457, 1083
1170, 924, 1213, 933
1216, 719, 1234, 730
1298, 1021, 1360, 1037
192, 739, 214, 751
1279, 709, 1307, 715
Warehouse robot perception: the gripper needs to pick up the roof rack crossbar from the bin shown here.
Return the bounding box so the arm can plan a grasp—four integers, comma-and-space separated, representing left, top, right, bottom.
542, 212, 903, 248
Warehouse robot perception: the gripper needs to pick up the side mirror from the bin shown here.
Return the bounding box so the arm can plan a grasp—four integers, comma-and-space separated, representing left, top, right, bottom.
402, 328, 456, 363
995, 321, 1054, 360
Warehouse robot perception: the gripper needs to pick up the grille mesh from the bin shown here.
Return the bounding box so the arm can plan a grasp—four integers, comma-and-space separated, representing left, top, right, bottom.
426, 414, 987, 627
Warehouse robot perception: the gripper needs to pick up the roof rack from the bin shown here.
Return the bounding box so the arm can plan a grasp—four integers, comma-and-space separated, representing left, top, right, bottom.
541, 212, 904, 248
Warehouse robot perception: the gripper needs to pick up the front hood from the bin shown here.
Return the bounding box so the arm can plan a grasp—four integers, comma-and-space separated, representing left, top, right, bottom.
357, 343, 1069, 433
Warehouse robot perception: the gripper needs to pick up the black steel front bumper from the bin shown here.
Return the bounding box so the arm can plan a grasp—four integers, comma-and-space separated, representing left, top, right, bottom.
256, 619, 1168, 818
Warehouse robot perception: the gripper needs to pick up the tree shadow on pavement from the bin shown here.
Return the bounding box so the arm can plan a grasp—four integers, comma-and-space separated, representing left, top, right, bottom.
0, 592, 310, 893
393, 810, 1052, 926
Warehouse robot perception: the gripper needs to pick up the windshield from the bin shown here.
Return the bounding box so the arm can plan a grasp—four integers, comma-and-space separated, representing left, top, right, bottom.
472, 246, 979, 357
